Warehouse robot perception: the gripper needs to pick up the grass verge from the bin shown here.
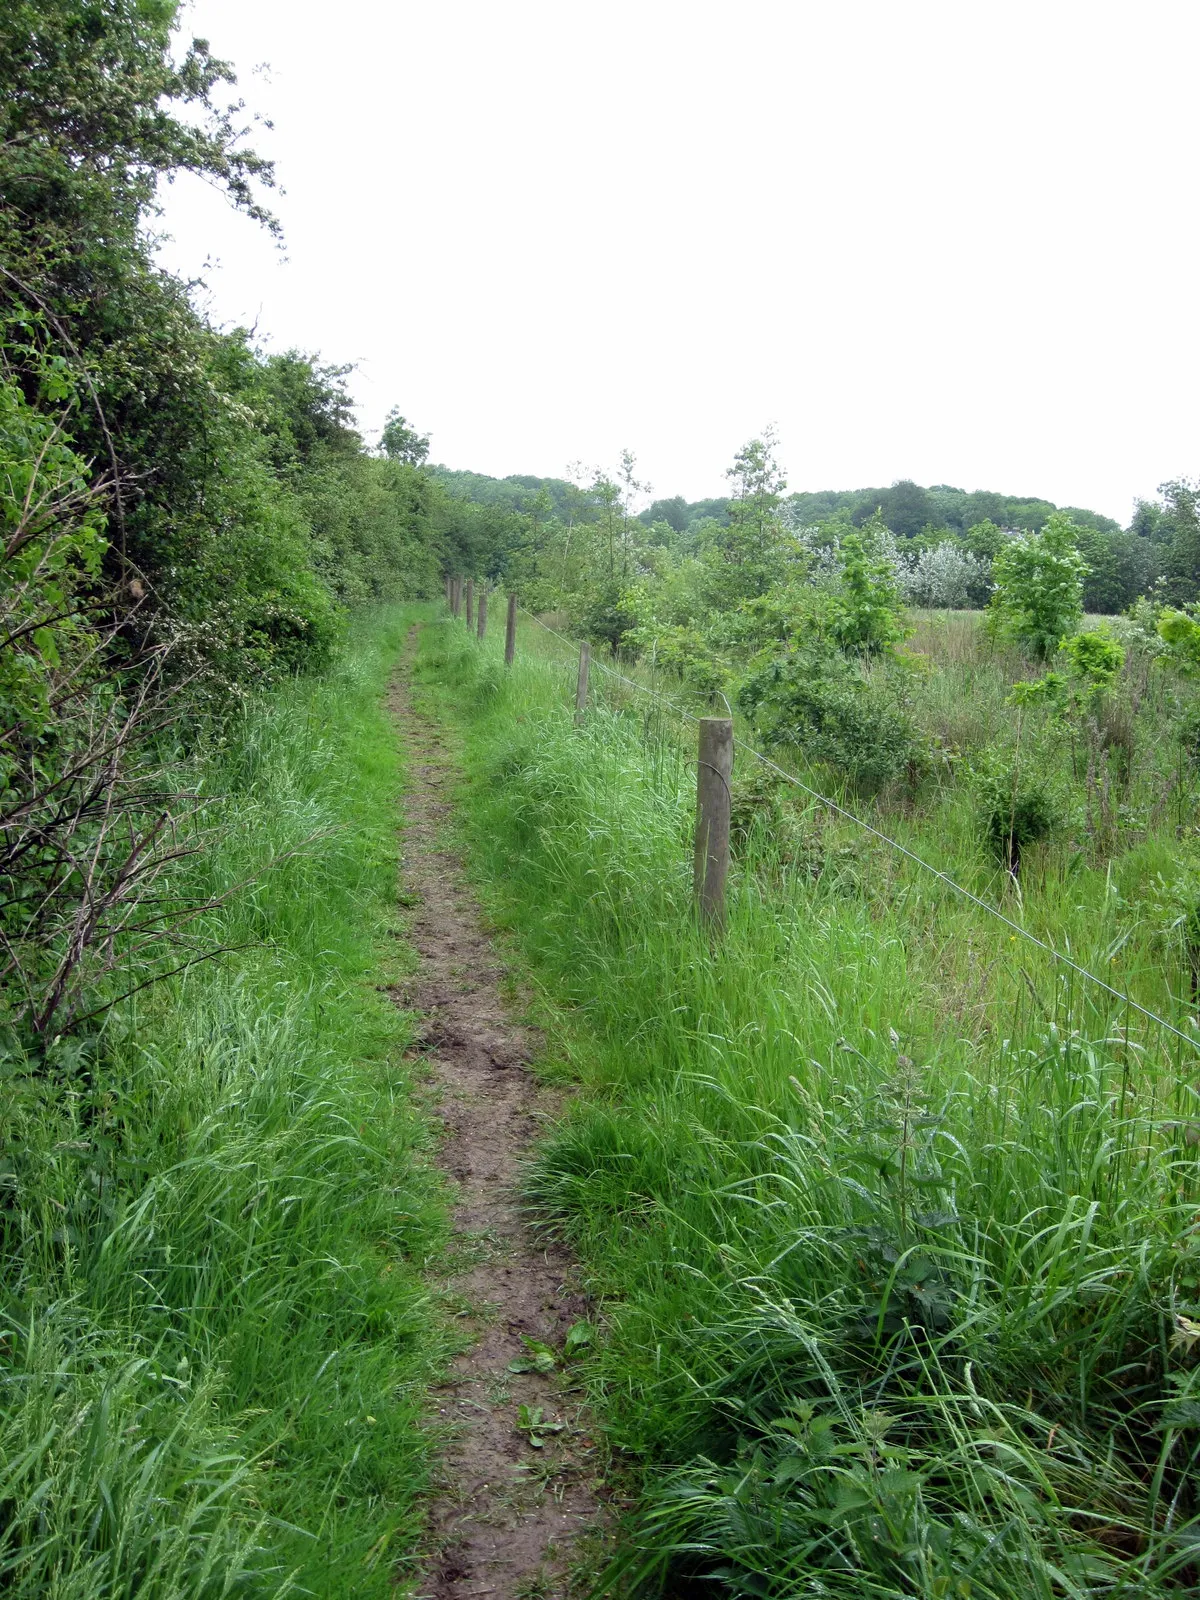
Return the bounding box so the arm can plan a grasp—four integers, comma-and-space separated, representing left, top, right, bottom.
1, 604, 447, 1597
416, 614, 1200, 1599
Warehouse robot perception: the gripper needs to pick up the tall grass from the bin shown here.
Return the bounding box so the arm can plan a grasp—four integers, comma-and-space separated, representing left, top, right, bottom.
418, 614, 1200, 1597
0, 607, 446, 1597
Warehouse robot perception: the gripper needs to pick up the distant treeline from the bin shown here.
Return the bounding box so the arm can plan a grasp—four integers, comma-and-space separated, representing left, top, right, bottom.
431, 466, 1200, 615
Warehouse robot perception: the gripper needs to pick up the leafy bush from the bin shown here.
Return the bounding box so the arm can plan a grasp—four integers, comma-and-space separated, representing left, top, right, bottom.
1059, 627, 1125, 691
738, 647, 923, 793
976, 763, 1058, 877
899, 540, 992, 608
578, 580, 638, 653
827, 527, 907, 655
1106, 596, 1167, 660
988, 512, 1089, 659
1158, 605, 1200, 674
0, 366, 106, 771
631, 621, 726, 696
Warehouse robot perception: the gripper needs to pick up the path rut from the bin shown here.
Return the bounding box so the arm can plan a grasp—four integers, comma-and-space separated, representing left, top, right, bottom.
389, 626, 599, 1599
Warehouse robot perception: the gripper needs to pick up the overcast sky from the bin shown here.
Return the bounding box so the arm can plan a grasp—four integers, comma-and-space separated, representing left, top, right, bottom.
156, 0, 1200, 523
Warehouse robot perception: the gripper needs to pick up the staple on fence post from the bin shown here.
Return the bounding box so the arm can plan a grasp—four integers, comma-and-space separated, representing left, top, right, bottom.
465, 578, 474, 629
477, 587, 487, 640
694, 717, 733, 931
574, 640, 591, 725
505, 593, 517, 667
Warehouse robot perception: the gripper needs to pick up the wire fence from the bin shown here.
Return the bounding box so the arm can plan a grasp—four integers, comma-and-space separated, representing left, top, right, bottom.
444, 594, 1200, 1060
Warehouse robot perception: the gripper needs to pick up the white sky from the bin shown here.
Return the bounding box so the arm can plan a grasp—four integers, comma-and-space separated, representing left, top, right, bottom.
156, 0, 1200, 525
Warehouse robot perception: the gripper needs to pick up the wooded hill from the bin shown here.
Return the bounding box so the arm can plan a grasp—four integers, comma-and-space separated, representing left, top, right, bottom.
430, 465, 1185, 615
435, 465, 1121, 537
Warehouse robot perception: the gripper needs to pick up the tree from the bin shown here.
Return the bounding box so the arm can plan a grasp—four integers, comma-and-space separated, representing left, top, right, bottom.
1150, 480, 1200, 606
727, 427, 786, 540
380, 408, 430, 465
258, 353, 359, 475
713, 427, 787, 600
0, 0, 360, 686
641, 495, 688, 534
615, 448, 650, 581
854, 479, 933, 540
1075, 527, 1155, 613
988, 511, 1089, 659
961, 519, 1010, 560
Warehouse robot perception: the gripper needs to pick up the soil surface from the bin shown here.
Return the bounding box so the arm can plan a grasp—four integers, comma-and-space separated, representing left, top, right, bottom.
390, 626, 600, 1599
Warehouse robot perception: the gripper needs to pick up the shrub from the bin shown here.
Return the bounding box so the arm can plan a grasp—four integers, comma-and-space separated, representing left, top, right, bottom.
578, 580, 638, 653
828, 528, 907, 655
988, 512, 1089, 660
1107, 597, 1167, 660
976, 763, 1058, 878
1059, 628, 1124, 691
900, 541, 993, 609
1157, 605, 1200, 674
738, 647, 923, 794
632, 622, 726, 697
1013, 632, 1133, 795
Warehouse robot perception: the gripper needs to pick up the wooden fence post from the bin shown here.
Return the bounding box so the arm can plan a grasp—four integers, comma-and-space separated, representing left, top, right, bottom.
450, 576, 460, 617
477, 587, 488, 640
505, 593, 517, 667
465, 578, 474, 629
574, 640, 590, 725
694, 717, 733, 931
445, 573, 451, 608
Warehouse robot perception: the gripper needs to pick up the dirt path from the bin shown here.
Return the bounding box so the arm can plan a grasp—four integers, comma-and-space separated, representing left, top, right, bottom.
389, 626, 600, 1599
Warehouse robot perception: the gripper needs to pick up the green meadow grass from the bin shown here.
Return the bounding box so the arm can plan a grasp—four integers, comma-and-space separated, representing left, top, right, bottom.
417, 611, 1200, 1598
1, 606, 447, 1598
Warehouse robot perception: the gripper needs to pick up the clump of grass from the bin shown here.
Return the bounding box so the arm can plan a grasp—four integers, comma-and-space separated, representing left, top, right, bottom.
0, 607, 447, 1597
420, 612, 1200, 1596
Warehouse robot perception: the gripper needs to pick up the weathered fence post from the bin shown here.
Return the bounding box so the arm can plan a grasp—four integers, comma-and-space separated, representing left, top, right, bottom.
476, 587, 488, 640
574, 640, 590, 725
445, 573, 452, 609
450, 576, 461, 618
694, 717, 733, 931
465, 578, 474, 630
505, 593, 517, 667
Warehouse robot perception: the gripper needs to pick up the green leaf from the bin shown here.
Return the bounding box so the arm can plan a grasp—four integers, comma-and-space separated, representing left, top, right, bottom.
512, 1336, 556, 1373
564, 1320, 594, 1354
